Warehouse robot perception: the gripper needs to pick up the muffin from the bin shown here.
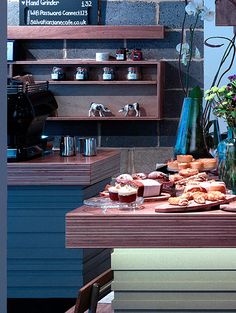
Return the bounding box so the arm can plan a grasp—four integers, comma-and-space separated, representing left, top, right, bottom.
118, 185, 138, 203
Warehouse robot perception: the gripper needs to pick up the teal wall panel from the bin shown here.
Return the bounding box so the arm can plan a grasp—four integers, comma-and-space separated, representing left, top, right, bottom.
8, 179, 111, 298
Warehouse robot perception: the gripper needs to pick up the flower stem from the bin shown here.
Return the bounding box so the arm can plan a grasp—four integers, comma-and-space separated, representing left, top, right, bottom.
185, 13, 199, 96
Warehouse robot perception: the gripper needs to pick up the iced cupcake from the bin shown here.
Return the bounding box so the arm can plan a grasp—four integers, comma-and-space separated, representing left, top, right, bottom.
108, 184, 121, 201
118, 185, 138, 203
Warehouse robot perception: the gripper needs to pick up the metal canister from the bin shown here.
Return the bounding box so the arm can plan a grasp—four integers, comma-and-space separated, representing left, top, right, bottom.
82, 138, 97, 156
60, 136, 76, 157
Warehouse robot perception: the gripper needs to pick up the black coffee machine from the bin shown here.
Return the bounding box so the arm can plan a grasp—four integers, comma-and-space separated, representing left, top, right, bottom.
7, 79, 58, 161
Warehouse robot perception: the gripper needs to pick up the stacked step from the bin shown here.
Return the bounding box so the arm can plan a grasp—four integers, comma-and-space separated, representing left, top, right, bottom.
111, 248, 236, 313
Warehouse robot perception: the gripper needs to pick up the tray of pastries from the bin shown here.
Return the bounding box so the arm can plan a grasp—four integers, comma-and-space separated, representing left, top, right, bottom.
167, 154, 217, 172
155, 181, 236, 213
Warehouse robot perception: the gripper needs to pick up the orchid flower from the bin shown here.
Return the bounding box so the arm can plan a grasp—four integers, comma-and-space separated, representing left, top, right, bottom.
177, 0, 214, 96
200, 7, 214, 21
185, 0, 204, 16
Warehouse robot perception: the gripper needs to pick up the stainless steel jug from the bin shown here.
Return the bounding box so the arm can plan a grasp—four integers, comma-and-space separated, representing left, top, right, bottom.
82, 138, 97, 156
60, 136, 76, 157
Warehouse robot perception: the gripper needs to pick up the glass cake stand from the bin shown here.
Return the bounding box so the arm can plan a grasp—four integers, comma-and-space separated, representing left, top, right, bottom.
83, 196, 144, 212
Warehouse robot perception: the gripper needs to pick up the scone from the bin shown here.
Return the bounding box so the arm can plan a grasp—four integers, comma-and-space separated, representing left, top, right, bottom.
199, 158, 217, 170
177, 155, 193, 163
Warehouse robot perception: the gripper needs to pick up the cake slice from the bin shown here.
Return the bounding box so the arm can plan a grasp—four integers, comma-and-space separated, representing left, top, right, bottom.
132, 179, 162, 197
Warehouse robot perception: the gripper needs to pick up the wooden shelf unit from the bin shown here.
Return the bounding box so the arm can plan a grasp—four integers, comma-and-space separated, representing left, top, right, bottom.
7, 25, 165, 40
46, 80, 158, 85
47, 116, 162, 121
8, 26, 165, 121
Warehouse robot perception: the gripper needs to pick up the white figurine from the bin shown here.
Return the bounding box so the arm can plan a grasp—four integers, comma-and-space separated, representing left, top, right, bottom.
88, 102, 111, 117
119, 102, 140, 117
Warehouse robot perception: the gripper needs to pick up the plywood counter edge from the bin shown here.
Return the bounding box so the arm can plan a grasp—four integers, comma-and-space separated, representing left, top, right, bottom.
66, 202, 236, 248
7, 149, 120, 186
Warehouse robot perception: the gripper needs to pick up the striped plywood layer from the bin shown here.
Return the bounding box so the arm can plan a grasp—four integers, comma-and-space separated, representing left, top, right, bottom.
66, 201, 236, 248
7, 149, 120, 186
112, 248, 236, 312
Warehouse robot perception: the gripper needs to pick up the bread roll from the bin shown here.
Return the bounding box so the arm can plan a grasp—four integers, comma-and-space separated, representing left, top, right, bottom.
177, 155, 193, 163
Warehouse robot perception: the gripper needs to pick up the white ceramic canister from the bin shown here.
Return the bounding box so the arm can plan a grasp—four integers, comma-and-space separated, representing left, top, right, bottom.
96, 52, 110, 61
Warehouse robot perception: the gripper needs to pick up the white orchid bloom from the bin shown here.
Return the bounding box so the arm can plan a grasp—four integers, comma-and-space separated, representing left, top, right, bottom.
176, 42, 190, 55
200, 7, 215, 21
185, 2, 197, 16
194, 47, 201, 59
185, 0, 204, 16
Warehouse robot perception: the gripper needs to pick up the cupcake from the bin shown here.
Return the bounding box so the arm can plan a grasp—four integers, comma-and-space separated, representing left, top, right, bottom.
108, 184, 121, 201
118, 185, 138, 203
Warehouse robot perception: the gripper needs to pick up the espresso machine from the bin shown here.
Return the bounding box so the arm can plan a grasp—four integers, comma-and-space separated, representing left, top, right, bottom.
7, 79, 58, 161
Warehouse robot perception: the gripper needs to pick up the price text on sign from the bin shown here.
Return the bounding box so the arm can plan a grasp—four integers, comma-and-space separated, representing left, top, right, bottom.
19, 0, 98, 26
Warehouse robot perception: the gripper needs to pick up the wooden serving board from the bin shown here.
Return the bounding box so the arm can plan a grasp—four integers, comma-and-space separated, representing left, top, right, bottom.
143, 193, 170, 202
155, 195, 236, 213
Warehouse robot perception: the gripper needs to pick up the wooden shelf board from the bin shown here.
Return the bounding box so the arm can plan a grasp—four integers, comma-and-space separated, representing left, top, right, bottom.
11, 59, 160, 65
46, 80, 157, 85
7, 25, 165, 40
47, 116, 161, 121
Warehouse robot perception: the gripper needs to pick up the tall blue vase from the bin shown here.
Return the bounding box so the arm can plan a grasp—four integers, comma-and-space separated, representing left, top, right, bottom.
174, 97, 210, 158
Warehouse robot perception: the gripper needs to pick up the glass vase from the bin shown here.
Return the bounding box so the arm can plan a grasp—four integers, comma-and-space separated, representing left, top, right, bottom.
174, 97, 210, 158
217, 127, 236, 194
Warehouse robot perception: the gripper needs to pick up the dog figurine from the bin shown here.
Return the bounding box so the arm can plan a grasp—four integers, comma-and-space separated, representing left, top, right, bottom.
88, 102, 111, 117
119, 102, 140, 117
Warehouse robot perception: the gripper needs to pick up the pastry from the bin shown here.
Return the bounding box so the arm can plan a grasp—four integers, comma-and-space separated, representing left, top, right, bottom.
169, 173, 184, 182
192, 193, 206, 204
148, 171, 168, 181
184, 184, 208, 193
179, 168, 199, 177
207, 191, 226, 201
118, 185, 138, 203
190, 161, 203, 171
199, 158, 217, 170
132, 172, 147, 180
131, 179, 162, 197
168, 196, 189, 206
167, 160, 179, 171
176, 154, 193, 163
116, 174, 133, 183
208, 182, 227, 194
178, 162, 190, 170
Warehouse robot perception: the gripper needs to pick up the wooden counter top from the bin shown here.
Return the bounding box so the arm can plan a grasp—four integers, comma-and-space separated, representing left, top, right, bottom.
66, 201, 236, 248
7, 149, 120, 186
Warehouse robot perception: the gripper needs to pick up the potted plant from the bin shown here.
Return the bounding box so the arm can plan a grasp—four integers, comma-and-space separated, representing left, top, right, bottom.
174, 0, 214, 158
205, 75, 236, 193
